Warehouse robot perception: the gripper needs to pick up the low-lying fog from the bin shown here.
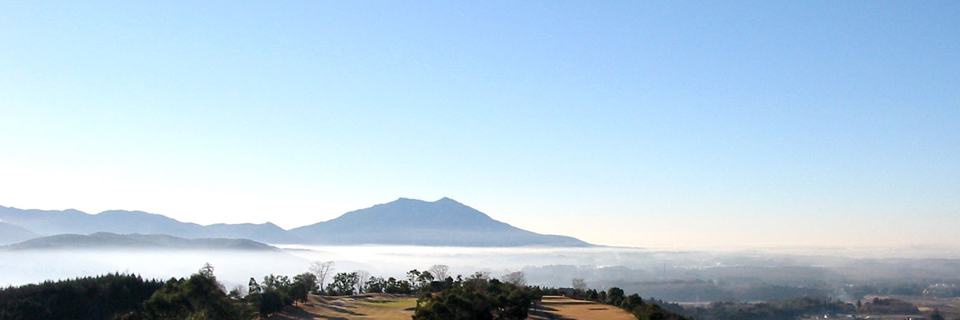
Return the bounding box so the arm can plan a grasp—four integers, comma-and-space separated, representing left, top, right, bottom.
3, 245, 959, 302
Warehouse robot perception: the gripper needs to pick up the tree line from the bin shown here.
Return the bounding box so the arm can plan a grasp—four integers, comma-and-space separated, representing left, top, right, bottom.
681, 297, 853, 320
413, 272, 537, 320
0, 273, 164, 320
11, 262, 861, 320
0, 262, 518, 320
540, 281, 691, 320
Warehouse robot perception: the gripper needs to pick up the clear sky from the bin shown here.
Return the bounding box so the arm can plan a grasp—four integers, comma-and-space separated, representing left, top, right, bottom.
1, 1, 958, 248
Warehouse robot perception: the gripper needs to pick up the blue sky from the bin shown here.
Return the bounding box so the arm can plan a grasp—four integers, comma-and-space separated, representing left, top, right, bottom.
1, 1, 958, 248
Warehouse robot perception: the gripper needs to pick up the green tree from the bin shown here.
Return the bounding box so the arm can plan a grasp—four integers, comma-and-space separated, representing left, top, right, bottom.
586, 289, 599, 301
261, 274, 291, 292
407, 269, 422, 291
416, 271, 435, 292
290, 273, 317, 304
621, 293, 644, 312
413, 276, 535, 320
329, 272, 358, 296
0, 273, 164, 320
607, 287, 625, 307
931, 309, 945, 320
384, 277, 401, 293
247, 278, 261, 295
142, 265, 250, 320
256, 290, 285, 318
366, 276, 386, 293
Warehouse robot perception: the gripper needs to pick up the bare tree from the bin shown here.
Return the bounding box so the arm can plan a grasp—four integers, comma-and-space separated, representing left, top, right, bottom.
354, 270, 370, 294
502, 271, 527, 287
228, 284, 247, 299
428, 264, 450, 281
572, 278, 587, 292
310, 261, 335, 292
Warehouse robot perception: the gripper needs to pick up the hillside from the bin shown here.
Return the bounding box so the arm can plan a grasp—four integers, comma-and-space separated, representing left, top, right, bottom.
268, 294, 417, 320
266, 294, 638, 320
1, 232, 280, 251
0, 221, 38, 245
290, 197, 591, 246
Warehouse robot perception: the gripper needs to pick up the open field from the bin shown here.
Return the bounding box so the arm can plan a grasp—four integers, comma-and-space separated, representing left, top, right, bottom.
269, 294, 635, 320
529, 295, 636, 320
872, 295, 960, 320
268, 293, 417, 320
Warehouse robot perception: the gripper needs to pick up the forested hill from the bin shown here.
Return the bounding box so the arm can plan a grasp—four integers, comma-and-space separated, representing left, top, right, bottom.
1, 232, 279, 251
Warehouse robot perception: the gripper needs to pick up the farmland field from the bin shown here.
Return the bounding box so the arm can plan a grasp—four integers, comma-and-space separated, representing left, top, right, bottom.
870, 295, 960, 320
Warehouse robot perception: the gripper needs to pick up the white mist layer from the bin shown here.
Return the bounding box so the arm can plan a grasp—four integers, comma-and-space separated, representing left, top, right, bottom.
3, 245, 960, 295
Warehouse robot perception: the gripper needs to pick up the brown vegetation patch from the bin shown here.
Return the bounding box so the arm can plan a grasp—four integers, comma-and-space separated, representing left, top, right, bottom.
529, 295, 636, 320
268, 293, 416, 320
271, 294, 638, 320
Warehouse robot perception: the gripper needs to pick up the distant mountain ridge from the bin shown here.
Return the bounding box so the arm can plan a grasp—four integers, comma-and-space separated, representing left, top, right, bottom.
0, 198, 592, 247
1, 232, 279, 251
0, 205, 299, 245
0, 206, 206, 238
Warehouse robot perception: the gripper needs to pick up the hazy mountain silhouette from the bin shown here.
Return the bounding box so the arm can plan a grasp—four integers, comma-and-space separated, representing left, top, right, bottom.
0, 221, 38, 245
0, 206, 206, 237
0, 205, 299, 244
206, 222, 304, 244
1, 232, 279, 251
0, 206, 101, 236
290, 197, 592, 246
0, 198, 592, 247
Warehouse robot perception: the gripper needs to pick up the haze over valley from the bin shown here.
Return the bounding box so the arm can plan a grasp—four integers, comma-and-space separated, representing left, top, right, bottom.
2, 1, 959, 319
3, 198, 959, 307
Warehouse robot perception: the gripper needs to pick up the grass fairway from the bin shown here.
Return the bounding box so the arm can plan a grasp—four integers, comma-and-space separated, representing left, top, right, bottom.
269, 293, 417, 320
271, 293, 635, 320
529, 295, 636, 320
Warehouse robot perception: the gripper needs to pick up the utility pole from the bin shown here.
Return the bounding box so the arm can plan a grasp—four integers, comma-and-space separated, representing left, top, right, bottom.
662, 263, 666, 282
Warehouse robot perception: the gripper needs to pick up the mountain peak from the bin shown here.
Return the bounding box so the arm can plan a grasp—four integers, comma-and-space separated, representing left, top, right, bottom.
435, 197, 458, 203
290, 198, 592, 247
393, 197, 458, 204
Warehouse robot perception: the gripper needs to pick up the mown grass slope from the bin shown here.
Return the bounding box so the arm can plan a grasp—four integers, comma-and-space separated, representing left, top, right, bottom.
269, 293, 416, 320
270, 293, 638, 320
529, 295, 636, 320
